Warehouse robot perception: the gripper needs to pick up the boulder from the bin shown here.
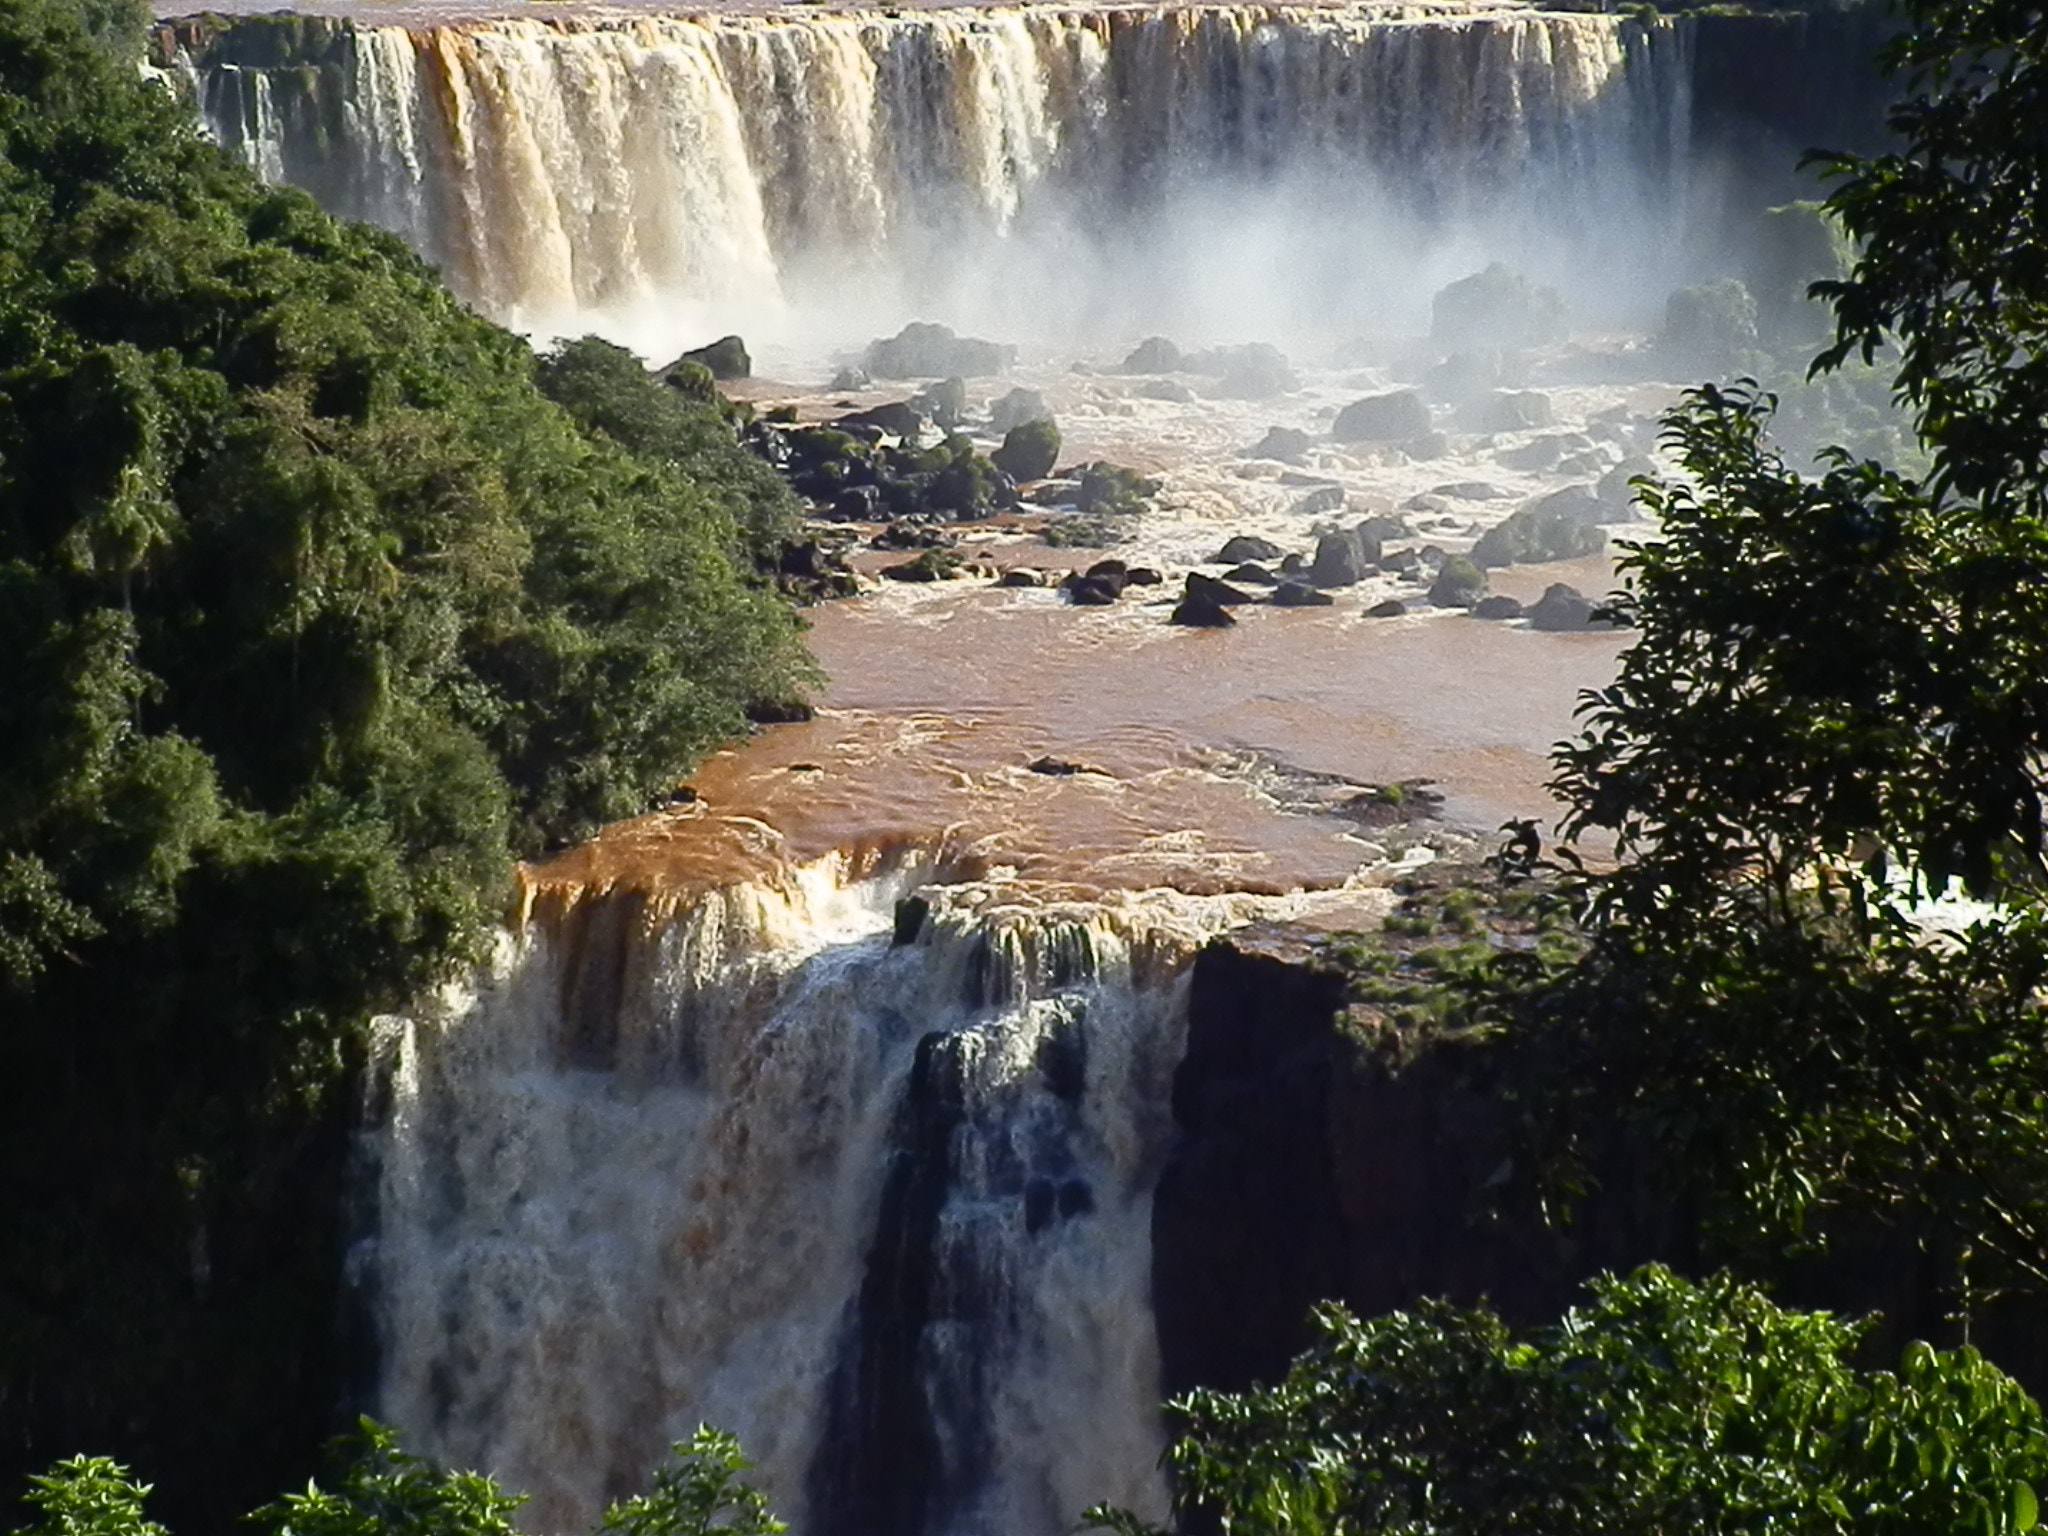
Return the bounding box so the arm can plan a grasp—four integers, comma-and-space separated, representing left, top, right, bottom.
1245, 426, 1314, 462
1430, 481, 1508, 501
992, 418, 1061, 482
912, 376, 968, 429
1356, 515, 1411, 544
1494, 435, 1570, 473
1170, 591, 1237, 627
829, 365, 872, 391
1366, 598, 1409, 618
1063, 575, 1122, 606
1291, 485, 1346, 516
1309, 530, 1379, 588
882, 549, 963, 582
829, 485, 885, 521
1191, 343, 1298, 397
1661, 278, 1761, 369
1462, 390, 1555, 432
1122, 336, 1184, 373
1085, 558, 1130, 588
1427, 554, 1488, 608
1404, 431, 1450, 460
1074, 462, 1159, 514
988, 386, 1053, 434
1471, 594, 1526, 620
1000, 568, 1047, 588
1124, 567, 1164, 586
1597, 455, 1659, 515
864, 321, 1015, 379
1430, 263, 1568, 351
1225, 562, 1281, 586
1527, 582, 1613, 631
1380, 548, 1421, 577
836, 399, 926, 438
1217, 534, 1284, 564
1530, 483, 1612, 527
1270, 581, 1335, 608
1470, 497, 1605, 568
1424, 348, 1531, 404
1186, 571, 1255, 606
1278, 553, 1308, 576
676, 334, 750, 380
1139, 379, 1195, 403
1332, 390, 1432, 443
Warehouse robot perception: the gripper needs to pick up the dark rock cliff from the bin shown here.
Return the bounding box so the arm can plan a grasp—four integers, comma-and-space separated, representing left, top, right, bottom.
1153, 927, 2048, 1406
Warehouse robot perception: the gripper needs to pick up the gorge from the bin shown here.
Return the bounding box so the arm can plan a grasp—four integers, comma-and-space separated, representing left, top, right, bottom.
137, 5, 1896, 1533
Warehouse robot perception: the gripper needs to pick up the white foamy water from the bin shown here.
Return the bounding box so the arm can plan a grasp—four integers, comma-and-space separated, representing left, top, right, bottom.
362, 855, 1388, 1535
171, 3, 1692, 349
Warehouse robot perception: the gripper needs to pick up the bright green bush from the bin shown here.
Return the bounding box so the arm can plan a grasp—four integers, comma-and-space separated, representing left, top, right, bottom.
1090, 1267, 2048, 1536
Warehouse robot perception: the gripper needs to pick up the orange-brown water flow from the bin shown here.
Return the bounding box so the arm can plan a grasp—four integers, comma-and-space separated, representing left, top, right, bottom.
527, 551, 1626, 910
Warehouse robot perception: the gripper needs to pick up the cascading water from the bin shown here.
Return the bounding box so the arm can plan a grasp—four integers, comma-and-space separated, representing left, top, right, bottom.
356, 849, 1283, 1536
165, 5, 1693, 343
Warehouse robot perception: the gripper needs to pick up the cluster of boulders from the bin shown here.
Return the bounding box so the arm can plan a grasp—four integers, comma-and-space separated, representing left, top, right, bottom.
749, 420, 1022, 523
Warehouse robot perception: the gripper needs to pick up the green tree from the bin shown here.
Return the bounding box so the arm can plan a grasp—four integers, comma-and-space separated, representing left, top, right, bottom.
10, 1425, 787, 1536
1089, 1268, 2048, 1536
256, 1425, 524, 1536
600, 1430, 785, 1536
0, 0, 810, 1519
1510, 0, 2048, 1322
12, 1460, 165, 1536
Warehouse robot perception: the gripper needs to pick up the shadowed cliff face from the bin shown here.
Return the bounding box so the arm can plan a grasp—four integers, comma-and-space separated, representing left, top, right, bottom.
1151, 930, 2048, 1411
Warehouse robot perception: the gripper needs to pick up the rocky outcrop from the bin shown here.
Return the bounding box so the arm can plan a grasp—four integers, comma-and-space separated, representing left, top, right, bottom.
1121, 336, 1183, 374
1151, 934, 1681, 1399
676, 334, 750, 379
1430, 264, 1567, 352
865, 322, 1015, 379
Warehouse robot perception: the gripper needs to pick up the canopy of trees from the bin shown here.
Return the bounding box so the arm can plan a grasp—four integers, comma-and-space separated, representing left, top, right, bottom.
0, 0, 808, 1519
1091, 1267, 2048, 1536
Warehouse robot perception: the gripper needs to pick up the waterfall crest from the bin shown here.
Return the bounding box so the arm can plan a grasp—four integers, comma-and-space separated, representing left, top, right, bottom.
358, 847, 1343, 1535
170, 4, 1692, 339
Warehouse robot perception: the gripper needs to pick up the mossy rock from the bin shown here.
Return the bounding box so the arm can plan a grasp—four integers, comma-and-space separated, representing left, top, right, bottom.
1428, 554, 1488, 608
993, 418, 1061, 482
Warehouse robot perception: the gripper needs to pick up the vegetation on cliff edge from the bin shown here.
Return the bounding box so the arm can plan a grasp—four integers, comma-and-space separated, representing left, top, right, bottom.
0, 0, 810, 1520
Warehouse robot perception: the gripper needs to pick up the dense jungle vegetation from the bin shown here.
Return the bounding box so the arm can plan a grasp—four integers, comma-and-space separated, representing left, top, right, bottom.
0, 0, 808, 1521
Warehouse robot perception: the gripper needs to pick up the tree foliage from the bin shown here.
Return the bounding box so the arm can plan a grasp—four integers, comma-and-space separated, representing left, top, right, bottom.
10, 1425, 783, 1536
1089, 1268, 2048, 1536
1511, 0, 2048, 1330
0, 0, 809, 1517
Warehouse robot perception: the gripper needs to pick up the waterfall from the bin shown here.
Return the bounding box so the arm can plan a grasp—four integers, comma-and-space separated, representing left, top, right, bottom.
167, 5, 1694, 344
356, 848, 1276, 1536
